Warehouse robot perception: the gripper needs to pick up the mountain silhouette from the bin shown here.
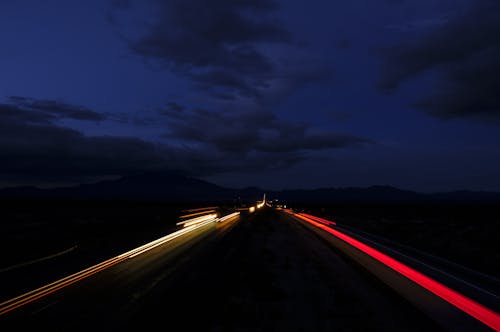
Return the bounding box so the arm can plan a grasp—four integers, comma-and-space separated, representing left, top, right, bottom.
0, 172, 499, 204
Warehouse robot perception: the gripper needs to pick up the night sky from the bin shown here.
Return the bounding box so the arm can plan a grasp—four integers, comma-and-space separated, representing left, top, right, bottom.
1, 0, 500, 192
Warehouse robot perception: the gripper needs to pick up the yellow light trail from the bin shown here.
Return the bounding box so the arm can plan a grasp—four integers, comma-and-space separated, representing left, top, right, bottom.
175, 213, 218, 228
217, 212, 240, 223
179, 210, 217, 219
0, 211, 240, 316
182, 206, 218, 213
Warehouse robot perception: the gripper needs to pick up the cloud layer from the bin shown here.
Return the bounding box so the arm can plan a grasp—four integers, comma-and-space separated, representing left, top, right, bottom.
379, 0, 500, 123
0, 99, 169, 183
1, 1, 371, 186
112, 0, 332, 102
0, 96, 370, 185
162, 107, 370, 154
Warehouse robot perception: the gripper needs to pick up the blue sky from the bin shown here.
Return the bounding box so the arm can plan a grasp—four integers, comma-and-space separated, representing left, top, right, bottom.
1, 0, 499, 192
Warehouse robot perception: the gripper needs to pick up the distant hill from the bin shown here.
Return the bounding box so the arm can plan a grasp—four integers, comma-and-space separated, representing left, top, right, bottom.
0, 173, 499, 204
276, 185, 500, 204
0, 172, 233, 202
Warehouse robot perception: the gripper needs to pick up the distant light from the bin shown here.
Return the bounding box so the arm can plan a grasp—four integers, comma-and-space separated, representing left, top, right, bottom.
249, 206, 256, 213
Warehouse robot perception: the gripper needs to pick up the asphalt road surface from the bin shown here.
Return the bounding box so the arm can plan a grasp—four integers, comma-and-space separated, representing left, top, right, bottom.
0, 208, 449, 331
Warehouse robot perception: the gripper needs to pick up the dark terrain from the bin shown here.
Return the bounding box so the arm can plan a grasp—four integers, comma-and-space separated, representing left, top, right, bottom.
1, 208, 444, 332
2, 175, 499, 304
1, 174, 499, 330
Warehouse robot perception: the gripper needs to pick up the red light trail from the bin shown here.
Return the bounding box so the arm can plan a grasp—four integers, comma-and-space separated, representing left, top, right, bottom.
288, 211, 500, 331
298, 213, 336, 226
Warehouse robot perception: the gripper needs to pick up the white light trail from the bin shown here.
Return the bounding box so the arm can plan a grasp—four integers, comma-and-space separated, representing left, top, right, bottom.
0, 210, 240, 316
175, 213, 218, 228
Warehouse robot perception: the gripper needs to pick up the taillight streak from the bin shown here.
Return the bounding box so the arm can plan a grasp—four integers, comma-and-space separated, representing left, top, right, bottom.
289, 211, 500, 331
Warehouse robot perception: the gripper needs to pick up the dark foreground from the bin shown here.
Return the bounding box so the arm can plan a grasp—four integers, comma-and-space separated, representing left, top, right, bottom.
0, 208, 444, 331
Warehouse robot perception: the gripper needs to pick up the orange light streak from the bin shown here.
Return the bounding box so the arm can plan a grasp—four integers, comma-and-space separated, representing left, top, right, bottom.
179, 210, 217, 219
0, 215, 217, 316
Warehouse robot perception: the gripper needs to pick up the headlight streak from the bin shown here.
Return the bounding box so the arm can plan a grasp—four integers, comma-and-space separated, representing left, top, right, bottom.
127, 218, 215, 258
176, 213, 218, 228
179, 210, 217, 219
217, 212, 240, 223
285, 210, 500, 331
0, 211, 239, 316
182, 206, 218, 213
0, 255, 126, 316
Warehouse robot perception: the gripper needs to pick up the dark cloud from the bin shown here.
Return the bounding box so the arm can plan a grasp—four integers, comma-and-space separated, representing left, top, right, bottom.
0, 121, 167, 180
7, 96, 106, 122
110, 0, 131, 10
165, 101, 185, 113
112, 0, 333, 100
379, 0, 500, 122
0, 100, 171, 182
128, 0, 288, 73
0, 98, 191, 183
129, 0, 289, 67
0, 118, 309, 186
162, 107, 371, 154
191, 69, 261, 98
335, 39, 352, 50
0, 98, 368, 186
0, 103, 53, 125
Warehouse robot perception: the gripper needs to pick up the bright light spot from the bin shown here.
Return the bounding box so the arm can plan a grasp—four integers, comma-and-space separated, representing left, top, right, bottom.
249, 206, 256, 213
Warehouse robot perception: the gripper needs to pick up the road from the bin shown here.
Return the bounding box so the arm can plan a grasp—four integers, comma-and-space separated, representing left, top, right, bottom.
0, 207, 486, 331
285, 210, 500, 331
